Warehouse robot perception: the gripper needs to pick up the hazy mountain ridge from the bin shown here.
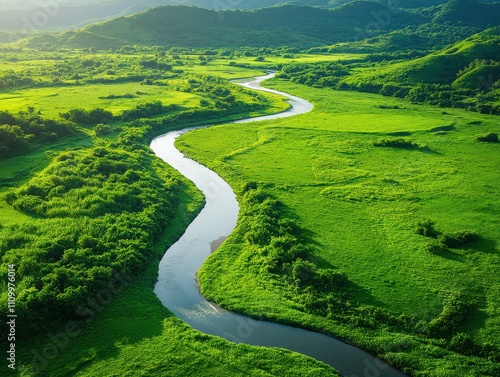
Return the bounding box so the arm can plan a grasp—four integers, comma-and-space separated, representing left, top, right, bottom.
2, 0, 495, 32
20, 3, 431, 49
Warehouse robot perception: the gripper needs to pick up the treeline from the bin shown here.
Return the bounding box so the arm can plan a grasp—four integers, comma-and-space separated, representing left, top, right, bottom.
0, 110, 77, 157
59, 102, 179, 124
0, 54, 183, 91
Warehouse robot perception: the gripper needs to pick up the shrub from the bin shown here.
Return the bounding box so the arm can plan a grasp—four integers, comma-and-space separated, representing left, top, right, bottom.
314, 269, 348, 291
449, 333, 475, 354
415, 219, 439, 238
94, 123, 111, 137
291, 258, 317, 287
428, 291, 472, 338
373, 138, 424, 149
439, 230, 480, 248
476, 132, 499, 143
425, 240, 449, 255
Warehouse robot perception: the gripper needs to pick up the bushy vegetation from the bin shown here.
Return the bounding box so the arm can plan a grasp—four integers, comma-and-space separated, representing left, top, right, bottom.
373, 137, 425, 149
0, 141, 184, 334
415, 219, 439, 238
439, 230, 480, 248
238, 183, 349, 295
121, 101, 179, 121
476, 132, 499, 142
0, 110, 77, 157
60, 108, 113, 125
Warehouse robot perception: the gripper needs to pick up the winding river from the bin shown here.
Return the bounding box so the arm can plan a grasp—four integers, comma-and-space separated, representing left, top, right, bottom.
151, 73, 407, 377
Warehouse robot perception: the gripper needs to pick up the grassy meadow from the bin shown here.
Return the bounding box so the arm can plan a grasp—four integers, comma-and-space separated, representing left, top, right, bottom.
177, 79, 500, 376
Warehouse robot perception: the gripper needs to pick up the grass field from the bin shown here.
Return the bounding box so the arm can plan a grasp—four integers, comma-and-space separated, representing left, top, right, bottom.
0, 83, 203, 117
177, 79, 500, 375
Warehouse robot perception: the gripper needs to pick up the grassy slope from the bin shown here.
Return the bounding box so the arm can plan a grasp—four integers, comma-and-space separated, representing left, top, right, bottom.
177, 79, 500, 375
345, 27, 500, 86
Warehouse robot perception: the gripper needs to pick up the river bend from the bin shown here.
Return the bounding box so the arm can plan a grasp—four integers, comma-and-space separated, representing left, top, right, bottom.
151, 72, 406, 377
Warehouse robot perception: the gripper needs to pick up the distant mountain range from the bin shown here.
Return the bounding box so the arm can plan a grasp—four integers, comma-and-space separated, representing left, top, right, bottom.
14, 0, 498, 50
4, 0, 498, 32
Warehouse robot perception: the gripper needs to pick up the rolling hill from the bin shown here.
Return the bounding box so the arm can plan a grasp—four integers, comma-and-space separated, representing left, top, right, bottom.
23, 3, 426, 49
354, 26, 500, 85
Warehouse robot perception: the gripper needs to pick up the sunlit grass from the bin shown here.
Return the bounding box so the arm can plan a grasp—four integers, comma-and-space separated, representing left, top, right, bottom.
178, 79, 500, 375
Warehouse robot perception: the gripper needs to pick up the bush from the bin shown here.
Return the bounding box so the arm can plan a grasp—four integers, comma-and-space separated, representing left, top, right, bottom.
449, 333, 475, 354
439, 230, 480, 248
373, 137, 424, 149
60, 108, 113, 124
425, 240, 449, 255
415, 219, 439, 238
94, 123, 111, 137
428, 292, 473, 338
476, 132, 499, 143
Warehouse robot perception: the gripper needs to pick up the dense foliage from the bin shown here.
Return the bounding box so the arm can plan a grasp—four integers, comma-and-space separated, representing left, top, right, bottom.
0, 110, 77, 157
0, 141, 184, 334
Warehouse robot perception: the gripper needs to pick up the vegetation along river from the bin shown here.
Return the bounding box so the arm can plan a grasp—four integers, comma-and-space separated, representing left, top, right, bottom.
150, 72, 407, 377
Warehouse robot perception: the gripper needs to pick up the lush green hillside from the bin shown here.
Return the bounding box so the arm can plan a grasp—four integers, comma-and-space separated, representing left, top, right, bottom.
23, 3, 426, 49
434, 0, 500, 26
282, 27, 500, 113
360, 27, 500, 84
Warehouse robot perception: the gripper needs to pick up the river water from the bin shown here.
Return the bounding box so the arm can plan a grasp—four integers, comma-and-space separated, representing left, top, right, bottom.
151, 73, 407, 377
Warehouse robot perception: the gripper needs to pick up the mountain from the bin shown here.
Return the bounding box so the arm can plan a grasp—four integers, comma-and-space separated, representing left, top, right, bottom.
22, 3, 426, 49
0, 0, 469, 32
433, 0, 500, 26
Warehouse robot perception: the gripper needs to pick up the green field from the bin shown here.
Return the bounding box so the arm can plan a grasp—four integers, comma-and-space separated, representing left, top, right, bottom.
177, 79, 500, 375
0, 83, 203, 117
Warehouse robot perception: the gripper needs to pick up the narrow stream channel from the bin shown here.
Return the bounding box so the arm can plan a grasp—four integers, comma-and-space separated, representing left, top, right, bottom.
151, 73, 407, 377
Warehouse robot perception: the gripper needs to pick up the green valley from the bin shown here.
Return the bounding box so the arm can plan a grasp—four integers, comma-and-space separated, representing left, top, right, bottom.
0, 1, 498, 376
